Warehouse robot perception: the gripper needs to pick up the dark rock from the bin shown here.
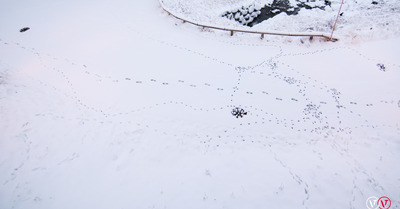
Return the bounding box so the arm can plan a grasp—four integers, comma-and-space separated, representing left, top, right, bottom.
20, 27, 30, 33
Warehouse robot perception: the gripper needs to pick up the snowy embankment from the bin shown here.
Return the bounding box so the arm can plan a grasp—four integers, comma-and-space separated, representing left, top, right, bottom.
159, 0, 336, 40
0, 0, 399, 209
162, 0, 400, 43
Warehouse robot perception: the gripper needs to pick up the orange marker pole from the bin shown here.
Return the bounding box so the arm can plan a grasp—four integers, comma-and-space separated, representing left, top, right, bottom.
330, 0, 344, 41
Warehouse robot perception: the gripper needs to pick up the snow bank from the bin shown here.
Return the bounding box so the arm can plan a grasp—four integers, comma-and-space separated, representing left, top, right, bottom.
162, 0, 400, 42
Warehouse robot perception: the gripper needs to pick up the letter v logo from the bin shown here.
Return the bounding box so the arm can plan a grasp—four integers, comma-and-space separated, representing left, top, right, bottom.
378, 196, 391, 209
366, 196, 378, 209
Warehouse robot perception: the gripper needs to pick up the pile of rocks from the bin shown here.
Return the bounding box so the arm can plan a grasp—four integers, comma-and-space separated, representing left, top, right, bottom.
222, 4, 263, 26
222, 0, 331, 27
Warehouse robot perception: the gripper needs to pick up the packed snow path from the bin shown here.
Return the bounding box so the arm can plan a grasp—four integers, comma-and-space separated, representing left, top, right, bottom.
1, 0, 399, 209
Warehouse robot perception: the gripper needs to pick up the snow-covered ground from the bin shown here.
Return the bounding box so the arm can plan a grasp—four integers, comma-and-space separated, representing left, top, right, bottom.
0, 0, 399, 208
163, 0, 400, 42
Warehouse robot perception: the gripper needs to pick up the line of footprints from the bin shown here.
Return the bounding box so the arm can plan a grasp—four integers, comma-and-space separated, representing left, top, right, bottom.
1, 37, 400, 140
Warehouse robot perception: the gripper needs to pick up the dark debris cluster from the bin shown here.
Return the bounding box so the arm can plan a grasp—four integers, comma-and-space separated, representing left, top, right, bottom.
231, 107, 248, 118
377, 63, 386, 72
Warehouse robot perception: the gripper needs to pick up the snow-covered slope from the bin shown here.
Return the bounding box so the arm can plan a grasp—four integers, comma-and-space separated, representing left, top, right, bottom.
162, 0, 400, 42
0, 0, 399, 209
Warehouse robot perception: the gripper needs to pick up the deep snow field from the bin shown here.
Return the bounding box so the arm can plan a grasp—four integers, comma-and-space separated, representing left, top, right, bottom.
1, 0, 400, 209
